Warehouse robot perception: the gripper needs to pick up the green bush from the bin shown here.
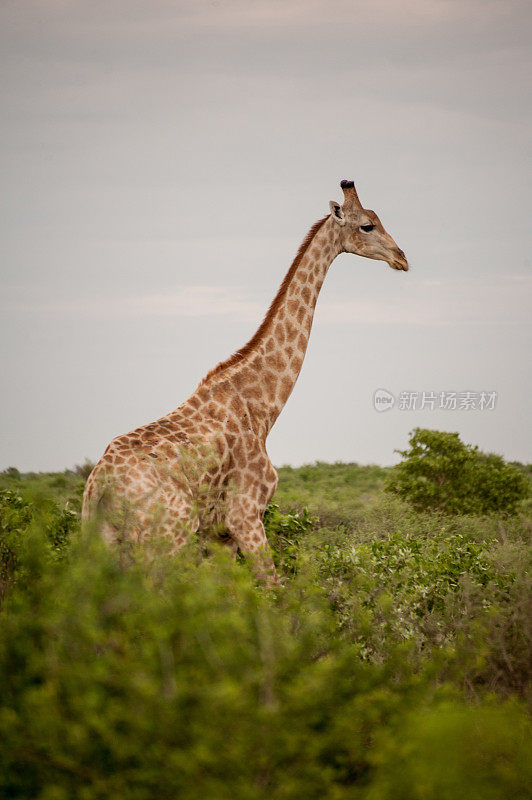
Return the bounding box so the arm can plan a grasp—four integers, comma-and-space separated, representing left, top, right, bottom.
73, 460, 96, 480
0, 462, 530, 797
296, 496, 532, 695
0, 526, 423, 800
368, 700, 532, 800
0, 468, 86, 510
385, 428, 529, 515
0, 490, 78, 602
263, 503, 316, 574
1, 521, 530, 799
274, 462, 387, 525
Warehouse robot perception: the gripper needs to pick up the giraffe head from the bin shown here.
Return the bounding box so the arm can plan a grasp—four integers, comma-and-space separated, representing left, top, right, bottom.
329, 179, 409, 271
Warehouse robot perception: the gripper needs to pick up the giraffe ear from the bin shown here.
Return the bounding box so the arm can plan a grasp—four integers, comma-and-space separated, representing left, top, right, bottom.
329, 201, 346, 226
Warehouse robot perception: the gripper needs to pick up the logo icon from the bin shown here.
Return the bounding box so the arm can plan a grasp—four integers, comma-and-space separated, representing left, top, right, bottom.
373, 388, 395, 412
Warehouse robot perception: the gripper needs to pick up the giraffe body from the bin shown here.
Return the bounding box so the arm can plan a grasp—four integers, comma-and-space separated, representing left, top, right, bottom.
83, 181, 408, 582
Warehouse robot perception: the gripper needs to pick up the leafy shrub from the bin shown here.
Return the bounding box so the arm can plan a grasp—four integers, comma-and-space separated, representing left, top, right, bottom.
275, 462, 387, 525
0, 491, 33, 601
0, 490, 78, 602
0, 462, 530, 797
1, 521, 530, 799
386, 428, 529, 515
2, 467, 21, 479
0, 468, 86, 511
300, 498, 532, 695
368, 700, 532, 800
73, 459, 96, 480
0, 527, 423, 800
264, 503, 316, 574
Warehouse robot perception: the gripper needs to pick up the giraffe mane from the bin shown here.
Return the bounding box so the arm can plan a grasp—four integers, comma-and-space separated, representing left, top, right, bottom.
200, 214, 330, 385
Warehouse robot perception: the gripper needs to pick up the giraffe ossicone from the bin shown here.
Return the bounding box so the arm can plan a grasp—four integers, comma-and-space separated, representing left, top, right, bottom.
82, 180, 409, 584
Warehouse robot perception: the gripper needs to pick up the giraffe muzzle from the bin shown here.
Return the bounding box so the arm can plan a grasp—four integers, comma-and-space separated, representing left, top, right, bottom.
389, 248, 409, 272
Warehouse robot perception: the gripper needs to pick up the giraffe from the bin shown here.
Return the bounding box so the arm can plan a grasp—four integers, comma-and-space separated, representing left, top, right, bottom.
82, 180, 408, 584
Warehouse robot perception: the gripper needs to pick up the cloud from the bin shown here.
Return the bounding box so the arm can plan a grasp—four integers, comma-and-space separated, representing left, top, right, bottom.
4, 285, 262, 321
5, 273, 531, 327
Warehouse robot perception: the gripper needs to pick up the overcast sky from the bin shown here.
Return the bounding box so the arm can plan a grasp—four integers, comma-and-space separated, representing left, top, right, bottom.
1, 0, 531, 471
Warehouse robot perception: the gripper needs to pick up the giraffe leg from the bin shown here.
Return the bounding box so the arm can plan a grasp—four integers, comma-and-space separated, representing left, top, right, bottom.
218, 535, 239, 558
225, 497, 281, 587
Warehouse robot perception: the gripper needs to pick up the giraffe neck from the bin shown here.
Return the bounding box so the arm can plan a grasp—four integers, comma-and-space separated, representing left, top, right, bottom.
199, 214, 343, 439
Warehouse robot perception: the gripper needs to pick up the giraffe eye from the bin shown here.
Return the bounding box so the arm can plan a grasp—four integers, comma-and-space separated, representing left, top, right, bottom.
360, 224, 375, 232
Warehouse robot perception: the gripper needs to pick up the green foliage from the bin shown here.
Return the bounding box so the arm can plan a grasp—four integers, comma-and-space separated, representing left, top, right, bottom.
0, 467, 86, 510
275, 462, 387, 525
263, 503, 316, 574
0, 491, 33, 601
73, 459, 96, 480
303, 501, 532, 695
386, 428, 529, 515
0, 490, 78, 602
0, 461, 531, 797
2, 522, 530, 800
368, 700, 532, 800
0, 526, 420, 799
